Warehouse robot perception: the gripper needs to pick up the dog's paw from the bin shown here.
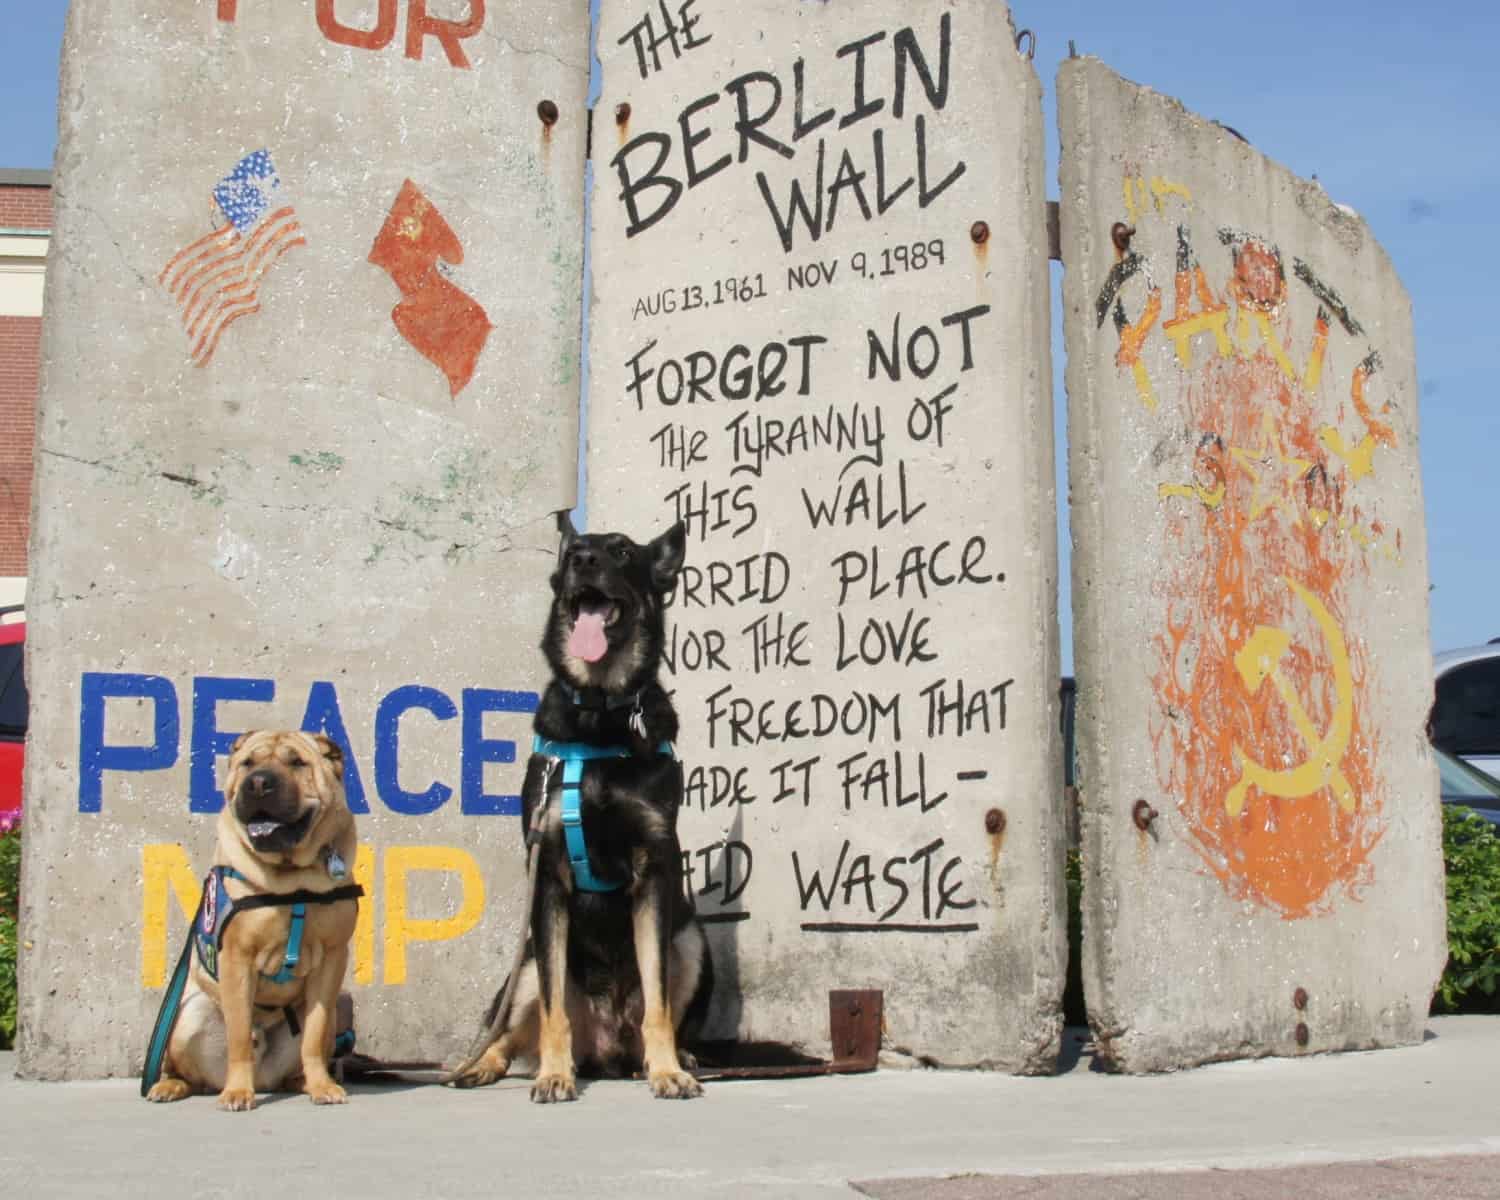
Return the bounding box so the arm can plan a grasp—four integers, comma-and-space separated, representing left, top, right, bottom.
648, 1069, 703, 1100
306, 1079, 349, 1106
146, 1078, 193, 1103
530, 1072, 578, 1104
453, 1064, 505, 1089
452, 1046, 510, 1089
216, 1086, 258, 1112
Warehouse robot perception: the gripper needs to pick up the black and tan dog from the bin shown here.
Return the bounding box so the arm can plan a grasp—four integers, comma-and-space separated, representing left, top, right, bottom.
458, 518, 711, 1102
146, 730, 360, 1110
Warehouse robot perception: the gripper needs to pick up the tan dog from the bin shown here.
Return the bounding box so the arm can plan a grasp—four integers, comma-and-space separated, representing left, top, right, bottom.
146, 730, 360, 1110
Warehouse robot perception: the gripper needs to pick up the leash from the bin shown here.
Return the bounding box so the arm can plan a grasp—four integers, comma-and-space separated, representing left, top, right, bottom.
141, 888, 206, 1097
439, 837, 542, 1085
140, 870, 364, 1099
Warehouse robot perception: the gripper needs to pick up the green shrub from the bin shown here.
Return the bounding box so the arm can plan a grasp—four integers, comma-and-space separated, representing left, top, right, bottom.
1434, 806, 1500, 1014
0, 824, 18, 1049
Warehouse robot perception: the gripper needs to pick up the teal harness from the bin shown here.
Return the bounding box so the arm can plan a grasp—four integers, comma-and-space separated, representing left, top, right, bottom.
532, 736, 673, 894
196, 866, 310, 984
141, 866, 364, 1098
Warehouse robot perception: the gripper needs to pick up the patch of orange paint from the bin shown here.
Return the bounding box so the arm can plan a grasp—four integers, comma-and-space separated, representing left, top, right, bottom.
369, 179, 493, 396
1150, 348, 1382, 919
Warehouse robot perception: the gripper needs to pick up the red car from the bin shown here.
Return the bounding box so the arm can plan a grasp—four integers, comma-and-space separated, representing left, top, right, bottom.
0, 607, 24, 826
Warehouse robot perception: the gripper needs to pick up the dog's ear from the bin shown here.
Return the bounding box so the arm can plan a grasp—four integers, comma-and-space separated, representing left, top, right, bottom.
230, 730, 258, 756
553, 511, 579, 592
556, 509, 579, 562
648, 521, 687, 592
311, 734, 345, 771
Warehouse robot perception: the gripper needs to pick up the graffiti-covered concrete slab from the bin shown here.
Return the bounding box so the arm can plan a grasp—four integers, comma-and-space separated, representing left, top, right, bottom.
21, 2, 588, 1078
588, 1, 1062, 1069
1058, 59, 1444, 1072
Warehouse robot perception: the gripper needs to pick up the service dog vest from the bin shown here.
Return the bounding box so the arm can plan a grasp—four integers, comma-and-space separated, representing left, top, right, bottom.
193, 866, 364, 985
141, 863, 363, 1099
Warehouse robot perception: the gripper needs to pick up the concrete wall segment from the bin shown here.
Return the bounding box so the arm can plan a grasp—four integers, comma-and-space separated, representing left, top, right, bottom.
21, 0, 589, 1078
1058, 58, 1443, 1073
587, 0, 1063, 1070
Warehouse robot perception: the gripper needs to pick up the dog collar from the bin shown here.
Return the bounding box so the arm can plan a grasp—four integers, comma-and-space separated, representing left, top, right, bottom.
532, 737, 673, 894
558, 684, 652, 741
559, 682, 643, 713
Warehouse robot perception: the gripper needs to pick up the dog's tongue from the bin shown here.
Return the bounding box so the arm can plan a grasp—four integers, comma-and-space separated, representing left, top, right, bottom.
569, 602, 610, 663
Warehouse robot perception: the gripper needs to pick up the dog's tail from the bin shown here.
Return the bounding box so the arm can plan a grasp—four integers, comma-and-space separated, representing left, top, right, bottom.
440, 840, 540, 1085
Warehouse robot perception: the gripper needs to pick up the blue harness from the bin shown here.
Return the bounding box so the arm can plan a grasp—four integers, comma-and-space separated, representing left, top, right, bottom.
533, 736, 673, 894
194, 866, 307, 984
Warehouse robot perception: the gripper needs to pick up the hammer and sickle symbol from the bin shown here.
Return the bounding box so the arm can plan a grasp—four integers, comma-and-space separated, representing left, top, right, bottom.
1224, 577, 1356, 817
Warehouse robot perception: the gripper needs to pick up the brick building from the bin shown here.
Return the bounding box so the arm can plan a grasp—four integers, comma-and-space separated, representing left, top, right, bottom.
0, 168, 50, 610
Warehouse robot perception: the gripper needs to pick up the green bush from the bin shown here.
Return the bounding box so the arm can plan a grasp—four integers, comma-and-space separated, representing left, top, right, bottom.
1435, 806, 1500, 1014
0, 824, 18, 1049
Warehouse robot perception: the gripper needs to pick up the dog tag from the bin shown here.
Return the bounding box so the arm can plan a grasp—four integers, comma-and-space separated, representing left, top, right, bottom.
325, 849, 349, 881
629, 706, 647, 741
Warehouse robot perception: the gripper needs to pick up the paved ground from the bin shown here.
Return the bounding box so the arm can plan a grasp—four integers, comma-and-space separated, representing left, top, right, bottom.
3, 1018, 1498, 1198
855, 1157, 1500, 1199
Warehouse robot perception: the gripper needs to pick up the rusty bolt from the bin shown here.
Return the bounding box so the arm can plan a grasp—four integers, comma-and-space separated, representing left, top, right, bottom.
1293, 987, 1308, 1011
1111, 221, 1136, 255
615, 102, 632, 125
970, 221, 990, 245
1132, 799, 1157, 832
537, 99, 559, 126
1295, 1022, 1310, 1047
985, 808, 1006, 835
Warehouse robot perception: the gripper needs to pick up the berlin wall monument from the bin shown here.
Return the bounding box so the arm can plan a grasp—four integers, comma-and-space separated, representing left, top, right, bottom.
1058, 59, 1445, 1072
21, 1, 588, 1077
587, 0, 1065, 1069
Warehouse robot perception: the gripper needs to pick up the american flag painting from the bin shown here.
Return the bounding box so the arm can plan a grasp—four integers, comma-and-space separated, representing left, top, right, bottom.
158, 150, 306, 367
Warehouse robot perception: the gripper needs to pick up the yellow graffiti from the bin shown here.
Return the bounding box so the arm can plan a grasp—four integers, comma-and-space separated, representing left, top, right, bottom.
1230, 413, 1313, 523
140, 843, 486, 988
1122, 174, 1194, 223
1163, 266, 1232, 369
352, 843, 376, 987
1225, 577, 1356, 817
142, 844, 201, 988
1318, 357, 1395, 482
1117, 287, 1163, 411
1228, 305, 1336, 396
1158, 478, 1225, 510
382, 845, 486, 986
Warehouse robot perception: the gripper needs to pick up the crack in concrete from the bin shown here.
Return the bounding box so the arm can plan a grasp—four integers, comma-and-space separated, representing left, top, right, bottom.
493, 35, 585, 75
74, 203, 152, 290
39, 447, 132, 476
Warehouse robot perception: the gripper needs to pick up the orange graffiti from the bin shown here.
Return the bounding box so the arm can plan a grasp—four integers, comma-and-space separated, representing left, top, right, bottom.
368, 179, 493, 396
1151, 346, 1384, 919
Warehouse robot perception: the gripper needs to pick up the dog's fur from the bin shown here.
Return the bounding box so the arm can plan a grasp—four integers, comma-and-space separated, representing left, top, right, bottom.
458, 519, 711, 1102
146, 729, 359, 1111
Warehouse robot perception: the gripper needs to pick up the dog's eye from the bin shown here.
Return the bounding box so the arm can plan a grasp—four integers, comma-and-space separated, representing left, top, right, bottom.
609, 543, 629, 563
286, 756, 305, 768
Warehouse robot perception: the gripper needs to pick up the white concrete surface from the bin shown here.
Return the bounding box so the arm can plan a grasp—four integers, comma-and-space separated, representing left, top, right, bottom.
2, 1017, 1496, 1198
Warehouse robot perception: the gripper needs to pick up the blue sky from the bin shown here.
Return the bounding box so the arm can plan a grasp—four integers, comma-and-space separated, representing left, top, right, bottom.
5, 2, 1497, 669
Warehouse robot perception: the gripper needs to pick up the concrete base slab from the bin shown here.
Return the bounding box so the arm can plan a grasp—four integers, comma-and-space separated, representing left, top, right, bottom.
2, 1017, 1497, 1198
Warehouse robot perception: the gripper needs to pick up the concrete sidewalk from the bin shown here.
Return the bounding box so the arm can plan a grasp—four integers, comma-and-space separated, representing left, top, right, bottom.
3, 1017, 1497, 1198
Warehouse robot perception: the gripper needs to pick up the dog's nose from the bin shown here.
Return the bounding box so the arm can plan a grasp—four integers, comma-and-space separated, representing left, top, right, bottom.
245, 769, 277, 798
572, 547, 598, 569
